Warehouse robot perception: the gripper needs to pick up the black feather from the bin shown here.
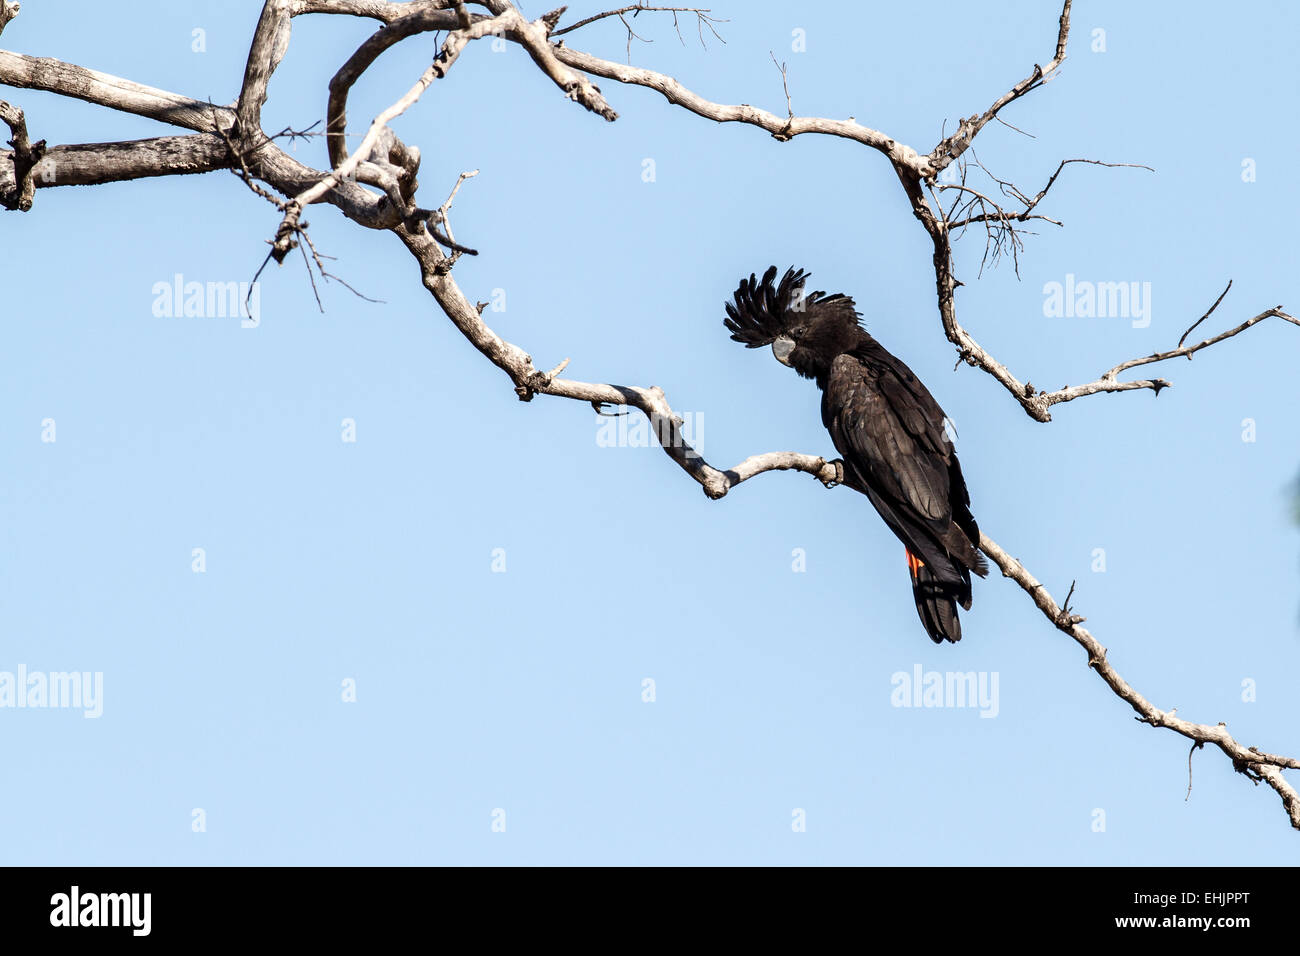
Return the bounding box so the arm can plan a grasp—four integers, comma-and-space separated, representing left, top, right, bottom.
723, 265, 852, 347
723, 265, 985, 644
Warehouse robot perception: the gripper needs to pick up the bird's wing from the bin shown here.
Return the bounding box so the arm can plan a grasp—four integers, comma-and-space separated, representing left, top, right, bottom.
823, 348, 953, 531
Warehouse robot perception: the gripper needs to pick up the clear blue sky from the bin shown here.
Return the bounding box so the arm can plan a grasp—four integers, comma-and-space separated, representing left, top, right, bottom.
2, 0, 1298, 865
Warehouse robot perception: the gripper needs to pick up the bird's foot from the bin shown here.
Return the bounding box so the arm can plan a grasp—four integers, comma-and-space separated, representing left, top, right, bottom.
818, 458, 845, 488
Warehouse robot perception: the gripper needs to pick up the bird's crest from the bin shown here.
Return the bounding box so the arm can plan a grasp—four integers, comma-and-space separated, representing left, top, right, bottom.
723, 265, 857, 347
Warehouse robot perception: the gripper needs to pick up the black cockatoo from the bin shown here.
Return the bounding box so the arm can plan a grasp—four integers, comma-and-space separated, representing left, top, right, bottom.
724, 266, 987, 643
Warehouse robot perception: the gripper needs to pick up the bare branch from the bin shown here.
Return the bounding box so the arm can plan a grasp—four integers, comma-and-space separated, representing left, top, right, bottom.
770, 52, 792, 125
501, 7, 620, 120
1040, 305, 1299, 411
291, 0, 449, 22
547, 2, 1271, 425
1179, 279, 1232, 348
551, 4, 718, 39
946, 158, 1153, 231
993, 115, 1035, 139
979, 532, 1300, 829
326, 6, 464, 169
0, 0, 17, 38
9, 2, 1252, 426
0, 50, 234, 132
0, 99, 43, 210
926, 0, 1073, 176
0, 134, 230, 192
551, 44, 926, 169
273, 11, 509, 259
299, 226, 385, 304
238, 0, 295, 135
427, 168, 479, 263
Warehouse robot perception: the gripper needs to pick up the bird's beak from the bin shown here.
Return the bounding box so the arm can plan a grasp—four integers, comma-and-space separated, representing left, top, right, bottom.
772, 335, 795, 367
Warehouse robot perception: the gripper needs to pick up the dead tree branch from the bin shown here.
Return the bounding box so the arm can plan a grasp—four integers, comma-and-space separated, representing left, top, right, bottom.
0, 98, 42, 210
0, 0, 18, 38
980, 534, 1300, 829
546, 6, 1290, 421
926, 0, 1073, 176
550, 4, 724, 43
1040, 303, 1299, 410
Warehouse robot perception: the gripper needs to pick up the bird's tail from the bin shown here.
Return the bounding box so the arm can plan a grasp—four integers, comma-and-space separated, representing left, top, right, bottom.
906, 550, 964, 644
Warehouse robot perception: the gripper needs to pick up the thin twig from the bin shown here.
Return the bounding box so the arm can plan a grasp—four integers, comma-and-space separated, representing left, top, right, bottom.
1179, 279, 1232, 348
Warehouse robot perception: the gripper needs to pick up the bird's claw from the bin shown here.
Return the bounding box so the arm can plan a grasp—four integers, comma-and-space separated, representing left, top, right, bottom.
819, 459, 845, 488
